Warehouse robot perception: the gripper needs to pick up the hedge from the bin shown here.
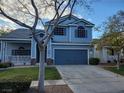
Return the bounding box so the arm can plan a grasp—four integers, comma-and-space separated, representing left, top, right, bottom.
0, 75, 32, 93
0, 81, 31, 93
0, 62, 13, 68
89, 58, 100, 65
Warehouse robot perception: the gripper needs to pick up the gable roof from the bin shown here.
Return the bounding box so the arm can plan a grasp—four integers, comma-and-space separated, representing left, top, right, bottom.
68, 19, 95, 26
0, 28, 44, 40
45, 14, 94, 26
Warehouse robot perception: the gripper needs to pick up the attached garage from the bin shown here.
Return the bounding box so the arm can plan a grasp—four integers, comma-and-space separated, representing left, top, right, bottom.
54, 49, 88, 65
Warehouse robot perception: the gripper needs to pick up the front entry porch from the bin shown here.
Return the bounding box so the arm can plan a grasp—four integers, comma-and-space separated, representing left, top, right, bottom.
0, 40, 32, 66
10, 55, 31, 65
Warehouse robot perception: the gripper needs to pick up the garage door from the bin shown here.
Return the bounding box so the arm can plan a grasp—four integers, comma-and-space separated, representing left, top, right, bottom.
55, 49, 88, 65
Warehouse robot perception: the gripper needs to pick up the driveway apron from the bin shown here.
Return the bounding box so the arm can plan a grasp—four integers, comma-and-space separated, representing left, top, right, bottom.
57, 65, 124, 93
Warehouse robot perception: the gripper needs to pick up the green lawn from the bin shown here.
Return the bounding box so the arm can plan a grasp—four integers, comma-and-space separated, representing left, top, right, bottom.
0, 67, 61, 81
104, 65, 124, 76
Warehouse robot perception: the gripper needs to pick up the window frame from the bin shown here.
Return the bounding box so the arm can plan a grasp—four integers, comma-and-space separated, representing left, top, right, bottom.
75, 26, 87, 38
54, 27, 66, 35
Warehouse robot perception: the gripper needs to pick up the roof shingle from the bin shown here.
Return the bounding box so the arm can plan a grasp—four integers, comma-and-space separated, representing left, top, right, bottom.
0, 28, 44, 39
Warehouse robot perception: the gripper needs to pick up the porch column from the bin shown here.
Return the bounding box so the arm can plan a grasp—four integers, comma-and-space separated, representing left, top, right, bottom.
47, 39, 52, 59
102, 47, 108, 63
1, 41, 6, 62
0, 40, 3, 62
31, 38, 37, 64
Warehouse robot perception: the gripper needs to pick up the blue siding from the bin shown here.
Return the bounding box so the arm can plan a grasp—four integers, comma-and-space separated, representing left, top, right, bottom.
55, 49, 88, 65
52, 26, 92, 43
46, 15, 94, 44
70, 26, 92, 43
51, 26, 70, 42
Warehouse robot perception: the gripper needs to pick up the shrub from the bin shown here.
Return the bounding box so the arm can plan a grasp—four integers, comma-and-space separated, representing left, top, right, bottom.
0, 63, 8, 68
89, 58, 100, 65
4, 62, 14, 67
0, 75, 32, 93
46, 58, 53, 65
0, 62, 13, 68
107, 60, 111, 63
113, 59, 117, 63
0, 81, 30, 93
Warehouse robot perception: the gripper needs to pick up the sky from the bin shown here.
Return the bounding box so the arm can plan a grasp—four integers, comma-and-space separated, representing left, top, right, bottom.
83, 0, 124, 38
0, 0, 124, 38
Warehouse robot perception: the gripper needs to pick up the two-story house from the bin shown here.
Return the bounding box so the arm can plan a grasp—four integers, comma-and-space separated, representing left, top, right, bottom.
0, 15, 94, 65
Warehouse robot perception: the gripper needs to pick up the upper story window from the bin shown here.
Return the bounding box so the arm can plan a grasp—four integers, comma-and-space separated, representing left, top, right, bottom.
54, 27, 65, 35
76, 26, 87, 38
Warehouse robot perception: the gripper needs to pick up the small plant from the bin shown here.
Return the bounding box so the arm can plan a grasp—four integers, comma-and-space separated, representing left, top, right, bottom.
113, 59, 117, 63
0, 81, 30, 93
0, 63, 8, 68
89, 58, 100, 65
0, 62, 13, 68
107, 60, 111, 63
46, 58, 53, 65
0, 74, 32, 93
31, 59, 36, 65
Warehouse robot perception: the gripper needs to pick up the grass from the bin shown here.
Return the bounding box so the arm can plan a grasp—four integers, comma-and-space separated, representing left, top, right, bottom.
104, 65, 124, 76
0, 67, 61, 81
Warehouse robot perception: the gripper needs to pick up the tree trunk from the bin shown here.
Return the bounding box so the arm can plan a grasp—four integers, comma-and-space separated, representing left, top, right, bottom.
38, 47, 45, 93
117, 53, 120, 70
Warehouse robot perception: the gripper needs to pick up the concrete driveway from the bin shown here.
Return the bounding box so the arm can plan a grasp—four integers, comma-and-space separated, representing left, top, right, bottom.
57, 65, 124, 93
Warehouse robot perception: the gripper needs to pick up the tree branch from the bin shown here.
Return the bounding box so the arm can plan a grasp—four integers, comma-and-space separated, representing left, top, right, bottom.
30, 0, 39, 29
0, 7, 32, 29
43, 0, 72, 46
69, 0, 76, 17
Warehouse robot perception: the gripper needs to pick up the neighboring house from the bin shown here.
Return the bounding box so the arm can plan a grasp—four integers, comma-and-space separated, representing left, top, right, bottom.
0, 15, 94, 65
93, 39, 124, 63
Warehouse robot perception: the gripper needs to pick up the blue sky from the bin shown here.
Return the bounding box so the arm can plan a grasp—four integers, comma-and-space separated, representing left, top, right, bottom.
83, 0, 124, 38
0, 0, 124, 38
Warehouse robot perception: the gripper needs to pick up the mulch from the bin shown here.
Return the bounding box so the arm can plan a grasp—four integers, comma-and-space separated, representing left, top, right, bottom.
45, 85, 73, 93
28, 85, 73, 93
98, 63, 117, 67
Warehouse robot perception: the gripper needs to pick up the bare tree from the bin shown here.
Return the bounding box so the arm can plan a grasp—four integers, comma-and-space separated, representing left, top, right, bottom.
0, 0, 91, 92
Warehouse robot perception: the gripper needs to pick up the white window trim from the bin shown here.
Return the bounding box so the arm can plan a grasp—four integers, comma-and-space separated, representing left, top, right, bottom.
52, 43, 91, 46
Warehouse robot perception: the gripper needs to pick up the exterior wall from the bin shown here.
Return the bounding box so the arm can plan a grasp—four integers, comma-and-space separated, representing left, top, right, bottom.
46, 16, 93, 64
51, 25, 92, 43
93, 45, 108, 63
93, 45, 119, 63
69, 26, 92, 43
47, 17, 93, 44
52, 26, 70, 42
0, 16, 94, 65
47, 44, 93, 64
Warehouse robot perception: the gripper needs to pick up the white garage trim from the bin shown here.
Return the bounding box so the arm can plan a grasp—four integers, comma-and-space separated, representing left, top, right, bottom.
53, 48, 89, 65
52, 43, 91, 46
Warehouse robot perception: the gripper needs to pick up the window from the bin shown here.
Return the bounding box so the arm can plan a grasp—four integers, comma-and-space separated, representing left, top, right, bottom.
12, 50, 30, 55
12, 47, 30, 55
54, 27, 65, 35
76, 26, 87, 38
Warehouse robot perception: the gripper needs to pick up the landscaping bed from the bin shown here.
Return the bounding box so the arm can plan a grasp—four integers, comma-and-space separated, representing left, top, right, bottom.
0, 67, 61, 93
45, 85, 73, 93
104, 65, 124, 76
